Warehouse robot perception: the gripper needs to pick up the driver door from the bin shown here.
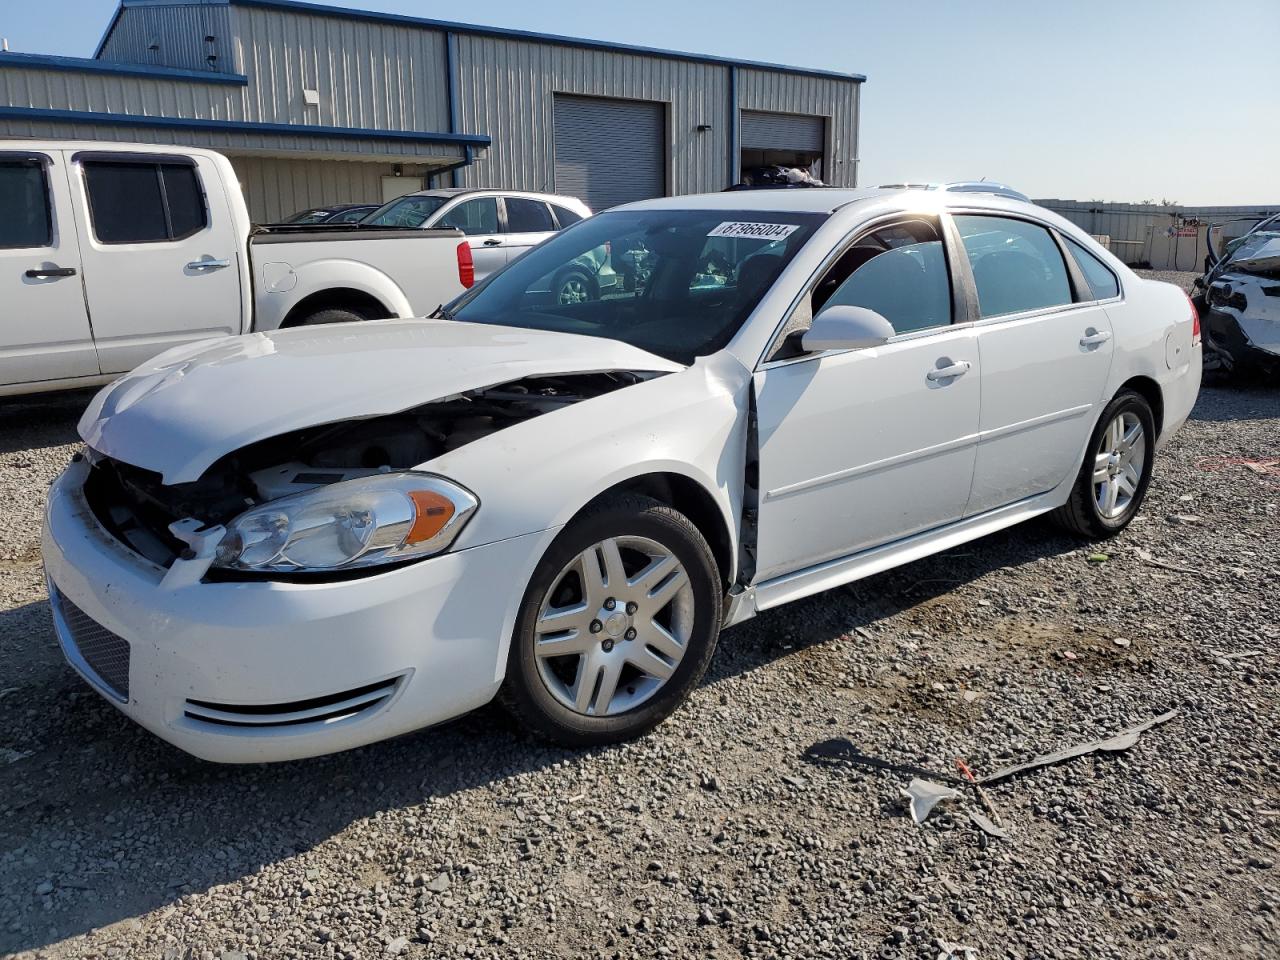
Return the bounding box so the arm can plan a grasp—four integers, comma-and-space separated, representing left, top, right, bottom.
752, 217, 981, 582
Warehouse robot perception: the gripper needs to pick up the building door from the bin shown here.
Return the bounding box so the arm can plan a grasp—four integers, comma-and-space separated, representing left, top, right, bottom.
381, 175, 424, 203
740, 110, 826, 182
553, 94, 665, 212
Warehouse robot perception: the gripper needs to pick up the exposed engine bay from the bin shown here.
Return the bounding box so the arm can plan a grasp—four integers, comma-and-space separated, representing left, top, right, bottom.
1195, 214, 1280, 378
84, 371, 653, 567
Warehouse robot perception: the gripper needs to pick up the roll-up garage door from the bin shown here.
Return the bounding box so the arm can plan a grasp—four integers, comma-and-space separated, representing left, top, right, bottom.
553, 94, 665, 213
740, 110, 825, 152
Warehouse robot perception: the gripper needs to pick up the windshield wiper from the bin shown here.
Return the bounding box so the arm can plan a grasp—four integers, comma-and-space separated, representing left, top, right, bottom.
430, 303, 456, 321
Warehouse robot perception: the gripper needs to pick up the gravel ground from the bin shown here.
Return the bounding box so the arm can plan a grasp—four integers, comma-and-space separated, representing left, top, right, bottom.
1, 272, 1277, 960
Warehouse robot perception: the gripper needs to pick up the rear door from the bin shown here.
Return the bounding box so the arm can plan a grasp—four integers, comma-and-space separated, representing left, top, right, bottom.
0, 149, 97, 388
71, 151, 243, 374
956, 213, 1116, 515
433, 195, 505, 282
501, 196, 559, 263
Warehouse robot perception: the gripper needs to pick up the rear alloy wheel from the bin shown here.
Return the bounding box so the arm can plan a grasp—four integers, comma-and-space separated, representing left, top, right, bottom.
499, 494, 721, 746
1052, 390, 1156, 539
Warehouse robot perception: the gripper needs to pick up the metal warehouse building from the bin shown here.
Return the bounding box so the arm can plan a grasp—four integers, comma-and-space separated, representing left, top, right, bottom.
0, 0, 864, 222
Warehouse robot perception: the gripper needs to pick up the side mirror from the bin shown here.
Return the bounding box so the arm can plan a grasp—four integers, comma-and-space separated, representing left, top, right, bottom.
801, 305, 896, 352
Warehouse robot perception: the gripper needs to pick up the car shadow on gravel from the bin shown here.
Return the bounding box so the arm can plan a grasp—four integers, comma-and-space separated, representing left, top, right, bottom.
1189, 383, 1280, 423
0, 515, 1083, 955
0, 390, 93, 455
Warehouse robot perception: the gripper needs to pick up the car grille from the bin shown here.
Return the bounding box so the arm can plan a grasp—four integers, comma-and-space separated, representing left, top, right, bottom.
52, 589, 131, 702
183, 677, 402, 730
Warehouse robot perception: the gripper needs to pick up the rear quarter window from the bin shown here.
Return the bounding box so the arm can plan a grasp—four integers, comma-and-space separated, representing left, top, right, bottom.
1064, 236, 1120, 300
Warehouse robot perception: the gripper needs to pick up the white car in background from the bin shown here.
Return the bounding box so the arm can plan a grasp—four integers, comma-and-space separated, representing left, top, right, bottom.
43, 187, 1201, 762
361, 188, 596, 289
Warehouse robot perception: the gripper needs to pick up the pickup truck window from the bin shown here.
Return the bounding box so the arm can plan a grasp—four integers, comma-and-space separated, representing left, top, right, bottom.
0, 159, 52, 249
83, 161, 208, 244
449, 208, 826, 364
437, 197, 498, 236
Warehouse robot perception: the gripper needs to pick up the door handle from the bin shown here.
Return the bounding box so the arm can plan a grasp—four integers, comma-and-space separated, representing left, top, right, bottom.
186, 258, 231, 271
482, 239, 503, 247
926, 360, 972, 382
1079, 329, 1112, 347
25, 266, 77, 279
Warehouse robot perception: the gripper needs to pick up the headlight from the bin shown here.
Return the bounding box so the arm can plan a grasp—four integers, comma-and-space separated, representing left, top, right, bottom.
213, 472, 478, 573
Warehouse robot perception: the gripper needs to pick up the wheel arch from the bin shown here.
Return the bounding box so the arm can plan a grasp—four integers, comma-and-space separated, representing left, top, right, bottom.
280, 287, 395, 327
577, 472, 736, 594
1116, 374, 1164, 437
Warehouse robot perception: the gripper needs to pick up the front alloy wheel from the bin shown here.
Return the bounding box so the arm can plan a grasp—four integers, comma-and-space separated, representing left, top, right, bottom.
500, 494, 721, 746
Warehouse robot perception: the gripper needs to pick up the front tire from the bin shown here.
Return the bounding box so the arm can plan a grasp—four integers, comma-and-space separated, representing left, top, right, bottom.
553, 269, 597, 306
499, 494, 722, 747
1052, 390, 1156, 539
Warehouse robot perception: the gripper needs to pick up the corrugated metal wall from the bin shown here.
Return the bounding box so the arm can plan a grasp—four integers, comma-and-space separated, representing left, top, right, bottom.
1037, 199, 1280, 271
228, 154, 429, 222
98, 2, 236, 75
230, 4, 450, 132
452, 34, 731, 196
737, 68, 859, 187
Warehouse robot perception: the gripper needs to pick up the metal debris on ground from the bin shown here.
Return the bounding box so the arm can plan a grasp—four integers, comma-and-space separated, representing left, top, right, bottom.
967, 809, 1010, 840
955, 758, 1003, 827
977, 710, 1179, 784
900, 778, 961, 824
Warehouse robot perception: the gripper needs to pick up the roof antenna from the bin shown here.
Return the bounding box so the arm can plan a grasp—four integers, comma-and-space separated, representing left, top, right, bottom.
1, 38, 10, 52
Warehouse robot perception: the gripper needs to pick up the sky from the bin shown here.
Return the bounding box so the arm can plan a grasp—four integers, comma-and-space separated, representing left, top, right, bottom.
3, 0, 1277, 205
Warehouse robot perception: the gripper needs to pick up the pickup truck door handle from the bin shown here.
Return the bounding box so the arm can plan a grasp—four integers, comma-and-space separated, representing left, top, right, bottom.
926, 360, 972, 382
25, 266, 77, 279
482, 239, 503, 247
1079, 329, 1113, 347
186, 258, 231, 271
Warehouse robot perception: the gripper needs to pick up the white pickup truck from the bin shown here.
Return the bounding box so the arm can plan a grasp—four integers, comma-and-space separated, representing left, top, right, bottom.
0, 141, 472, 396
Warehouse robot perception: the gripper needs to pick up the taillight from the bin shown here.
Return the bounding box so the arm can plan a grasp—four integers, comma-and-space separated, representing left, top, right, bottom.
1186, 292, 1201, 343
457, 241, 474, 289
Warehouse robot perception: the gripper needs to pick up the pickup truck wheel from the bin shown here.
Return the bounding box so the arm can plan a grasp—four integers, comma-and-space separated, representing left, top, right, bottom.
297, 307, 367, 326
1052, 390, 1155, 539
499, 494, 721, 747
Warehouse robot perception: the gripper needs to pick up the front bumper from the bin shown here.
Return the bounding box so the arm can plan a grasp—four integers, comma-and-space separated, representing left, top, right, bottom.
42, 459, 556, 763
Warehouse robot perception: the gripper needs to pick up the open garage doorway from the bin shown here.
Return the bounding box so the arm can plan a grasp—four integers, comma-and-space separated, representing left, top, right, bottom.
739, 110, 827, 186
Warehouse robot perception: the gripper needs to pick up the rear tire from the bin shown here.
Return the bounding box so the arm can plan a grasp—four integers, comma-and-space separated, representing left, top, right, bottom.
499, 494, 722, 747
297, 307, 367, 326
553, 269, 597, 306
1052, 390, 1156, 539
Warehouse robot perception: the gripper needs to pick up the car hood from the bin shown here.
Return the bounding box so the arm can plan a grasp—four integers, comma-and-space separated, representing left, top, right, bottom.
80, 319, 683, 484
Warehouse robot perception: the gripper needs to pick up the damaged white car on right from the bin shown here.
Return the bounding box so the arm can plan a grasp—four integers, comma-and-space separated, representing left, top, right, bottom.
43, 186, 1200, 762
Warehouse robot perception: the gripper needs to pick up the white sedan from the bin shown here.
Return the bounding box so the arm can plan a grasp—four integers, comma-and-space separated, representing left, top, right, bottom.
42, 187, 1201, 762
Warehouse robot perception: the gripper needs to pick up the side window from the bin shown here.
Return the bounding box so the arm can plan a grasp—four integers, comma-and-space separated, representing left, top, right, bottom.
0, 159, 53, 249
813, 218, 953, 335
551, 204, 584, 229
436, 197, 499, 236
505, 197, 556, 233
954, 215, 1072, 318
1064, 235, 1120, 300
83, 160, 207, 244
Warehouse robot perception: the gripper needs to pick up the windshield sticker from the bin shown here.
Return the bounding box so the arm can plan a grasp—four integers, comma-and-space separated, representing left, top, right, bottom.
708, 221, 801, 241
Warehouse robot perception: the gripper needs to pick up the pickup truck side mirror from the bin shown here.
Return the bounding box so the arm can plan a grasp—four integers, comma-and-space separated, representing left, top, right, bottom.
800, 304, 896, 352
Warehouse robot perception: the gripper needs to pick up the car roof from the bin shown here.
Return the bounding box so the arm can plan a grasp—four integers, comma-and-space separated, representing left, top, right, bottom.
618, 187, 1047, 219
399, 188, 582, 203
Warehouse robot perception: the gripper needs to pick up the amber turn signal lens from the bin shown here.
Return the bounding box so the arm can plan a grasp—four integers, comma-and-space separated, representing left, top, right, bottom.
406, 490, 456, 544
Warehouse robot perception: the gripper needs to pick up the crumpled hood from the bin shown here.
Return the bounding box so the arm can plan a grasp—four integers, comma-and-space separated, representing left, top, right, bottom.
80, 318, 682, 483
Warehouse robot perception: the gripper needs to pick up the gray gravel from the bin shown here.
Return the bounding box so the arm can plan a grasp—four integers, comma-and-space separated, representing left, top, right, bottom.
1, 274, 1277, 959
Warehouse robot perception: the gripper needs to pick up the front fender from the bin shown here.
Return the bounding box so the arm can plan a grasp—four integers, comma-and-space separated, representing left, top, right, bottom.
431, 353, 753, 582
255, 258, 413, 330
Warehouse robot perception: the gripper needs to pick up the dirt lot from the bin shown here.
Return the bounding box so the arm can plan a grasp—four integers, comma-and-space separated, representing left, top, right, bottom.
1, 273, 1277, 960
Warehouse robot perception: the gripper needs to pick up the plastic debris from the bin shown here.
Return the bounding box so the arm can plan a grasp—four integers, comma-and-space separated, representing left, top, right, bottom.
900, 778, 961, 824
937, 938, 979, 960
978, 710, 1179, 784
967, 809, 1009, 840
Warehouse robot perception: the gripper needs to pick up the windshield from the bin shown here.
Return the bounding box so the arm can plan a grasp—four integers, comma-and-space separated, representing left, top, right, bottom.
362, 194, 447, 228
283, 207, 335, 224
448, 209, 826, 363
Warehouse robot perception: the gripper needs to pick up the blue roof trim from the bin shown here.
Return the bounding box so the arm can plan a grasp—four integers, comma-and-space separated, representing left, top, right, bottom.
0, 106, 493, 148
227, 0, 866, 82
0, 51, 248, 85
